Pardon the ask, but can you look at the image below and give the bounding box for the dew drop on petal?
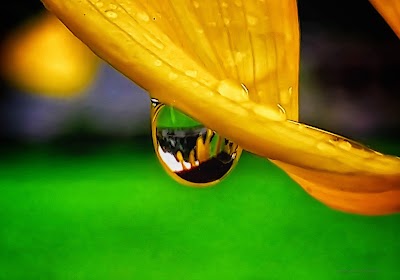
[338,140,352,151]
[154,60,162,67]
[280,86,293,105]
[185,70,198,78]
[253,104,287,122]
[151,100,242,187]
[137,11,150,22]
[95,1,104,8]
[168,72,179,80]
[105,10,118,19]
[223,18,231,26]
[246,15,258,26]
[317,141,337,155]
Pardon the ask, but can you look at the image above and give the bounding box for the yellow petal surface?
[370,0,400,38]
[1,12,100,97]
[41,0,400,215]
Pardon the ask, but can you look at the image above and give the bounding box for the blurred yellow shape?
[370,0,400,38]
[1,12,100,97]
[41,0,400,215]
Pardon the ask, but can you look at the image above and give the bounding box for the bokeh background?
[0,1,399,280]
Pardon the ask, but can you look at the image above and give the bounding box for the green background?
[156,106,201,128]
[0,138,399,279]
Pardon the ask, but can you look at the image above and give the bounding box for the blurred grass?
[0,137,399,279]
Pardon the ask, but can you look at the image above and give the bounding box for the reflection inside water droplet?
[151,99,242,187]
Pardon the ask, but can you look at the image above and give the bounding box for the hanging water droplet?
[151,99,242,187]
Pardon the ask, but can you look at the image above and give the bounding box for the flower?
[40,0,400,215]
[1,12,99,97]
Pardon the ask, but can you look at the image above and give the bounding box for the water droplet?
[317,141,337,155]
[108,3,117,9]
[217,80,249,102]
[252,104,286,121]
[185,70,198,78]
[221,2,229,8]
[247,15,258,26]
[297,123,306,131]
[281,86,293,104]
[246,15,258,26]
[241,83,249,93]
[151,101,242,187]
[235,52,245,63]
[154,60,162,67]
[328,137,354,152]
[338,140,352,151]
[223,18,231,26]
[137,11,150,22]
[192,1,200,8]
[105,10,118,19]
[338,137,383,158]
[95,1,104,8]
[168,72,179,80]
[277,104,286,115]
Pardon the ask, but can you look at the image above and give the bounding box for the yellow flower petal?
[41,0,400,215]
[1,12,100,97]
[41,0,299,116]
[370,0,400,38]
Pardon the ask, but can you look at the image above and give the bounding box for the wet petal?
[41,0,400,215]
[41,0,298,117]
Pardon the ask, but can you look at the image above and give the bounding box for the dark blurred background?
[0,0,398,144]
